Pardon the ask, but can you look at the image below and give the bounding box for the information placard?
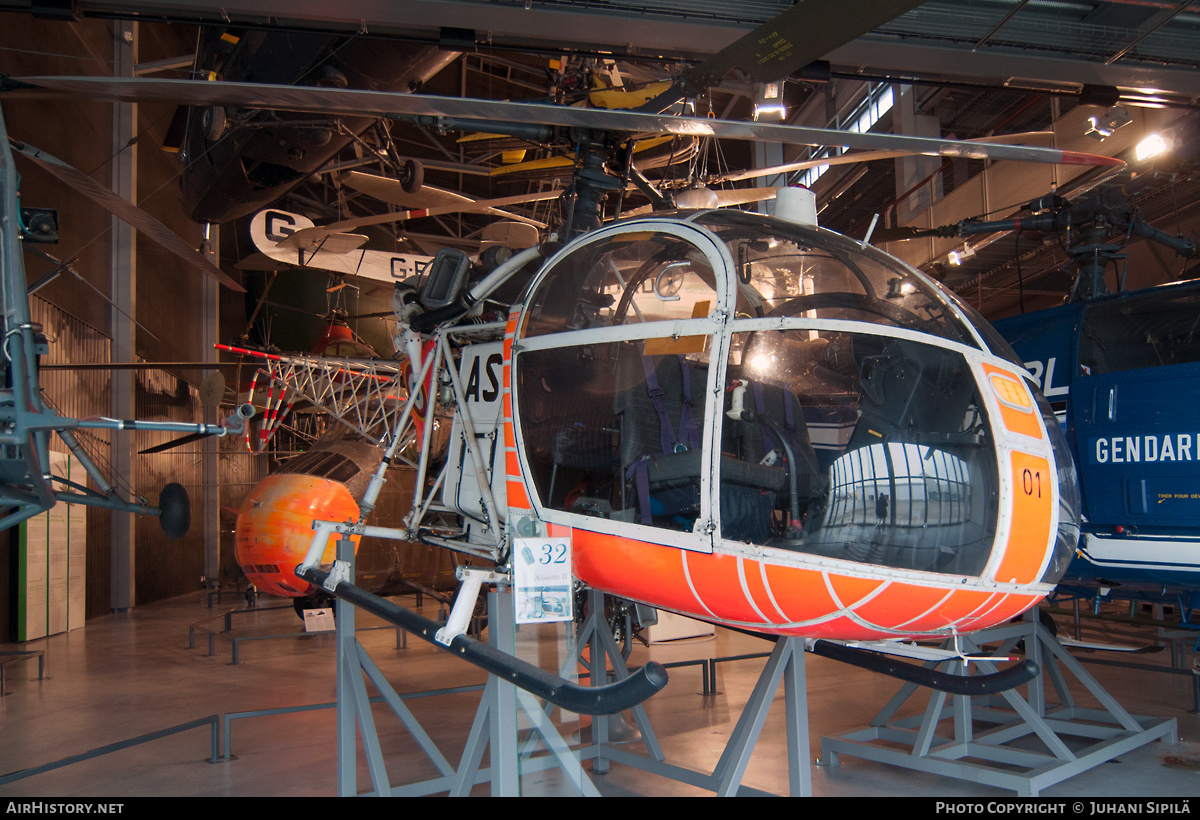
[513,537,573,624]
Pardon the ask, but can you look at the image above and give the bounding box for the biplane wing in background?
[248,208,430,284]
[246,202,551,284]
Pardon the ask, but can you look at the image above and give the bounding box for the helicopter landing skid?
[818,610,1178,797]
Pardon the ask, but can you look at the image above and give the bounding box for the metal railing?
[0,716,220,786]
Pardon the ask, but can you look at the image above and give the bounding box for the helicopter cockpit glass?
[690,210,979,348]
[512,214,1058,580]
[522,232,719,336]
[516,228,722,541]
[722,328,1000,575]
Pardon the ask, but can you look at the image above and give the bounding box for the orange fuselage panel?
[235,473,361,597]
[567,527,1039,640]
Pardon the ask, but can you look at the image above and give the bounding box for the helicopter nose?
[235,473,361,598]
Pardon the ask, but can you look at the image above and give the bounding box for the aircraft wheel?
[201,106,226,142]
[401,159,424,194]
[158,482,191,540]
[245,585,258,607]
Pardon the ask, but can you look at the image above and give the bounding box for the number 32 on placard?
[539,542,568,564]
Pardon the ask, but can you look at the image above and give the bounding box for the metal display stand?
[325,538,815,796]
[332,536,455,796]
[329,535,603,796]
[528,589,812,796]
[593,622,814,796]
[447,589,601,796]
[819,611,1178,797]
[573,588,665,779]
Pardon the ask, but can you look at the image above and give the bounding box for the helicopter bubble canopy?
[510,210,1078,640]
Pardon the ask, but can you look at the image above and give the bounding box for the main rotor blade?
[623,186,782,217]
[10,76,1124,169]
[711,132,1057,184]
[9,138,244,292]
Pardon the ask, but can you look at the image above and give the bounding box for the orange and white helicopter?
[343,189,1084,637]
[235,180,1090,646]
[7,0,1126,702]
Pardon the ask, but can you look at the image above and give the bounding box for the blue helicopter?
[918,175,1200,618]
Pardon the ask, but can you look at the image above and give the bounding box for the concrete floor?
[2,590,1200,797]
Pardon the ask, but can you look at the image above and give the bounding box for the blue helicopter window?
[1079,288,1200,375]
[691,210,979,347]
[522,232,719,337]
[718,328,999,576]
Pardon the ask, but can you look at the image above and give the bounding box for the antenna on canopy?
[861,214,880,247]
[773,186,817,227]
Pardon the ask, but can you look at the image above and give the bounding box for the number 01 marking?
[1000,452,1053,585]
[1022,468,1042,498]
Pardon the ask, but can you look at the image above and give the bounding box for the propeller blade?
[340,174,548,227]
[280,191,562,249]
[141,402,262,454]
[343,310,397,320]
[276,231,369,255]
[340,175,477,208]
[10,77,1124,170]
[139,430,214,455]
[9,138,245,292]
[870,226,943,242]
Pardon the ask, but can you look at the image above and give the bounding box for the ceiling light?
[753,82,786,121]
[948,245,976,267]
[1135,133,1169,162]
[1085,105,1132,141]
